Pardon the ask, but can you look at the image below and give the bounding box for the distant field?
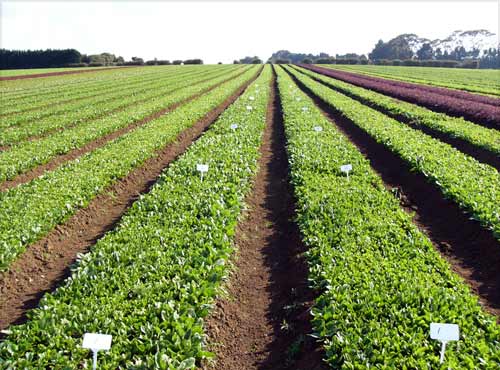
[0,66,118,77]
[325,64,500,96]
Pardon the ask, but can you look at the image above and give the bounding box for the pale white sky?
[1,1,498,63]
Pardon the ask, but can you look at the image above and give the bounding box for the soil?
[0,66,135,81]
[0,67,263,332]
[286,68,500,320]
[292,66,500,172]
[0,69,250,192]
[201,69,328,370]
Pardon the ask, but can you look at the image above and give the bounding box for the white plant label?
[197,164,209,181]
[246,105,253,111]
[249,96,255,101]
[82,333,112,370]
[197,164,209,173]
[83,333,112,351]
[430,323,459,364]
[340,164,352,178]
[230,124,238,130]
[314,126,323,132]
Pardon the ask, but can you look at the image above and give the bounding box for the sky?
[1,1,498,64]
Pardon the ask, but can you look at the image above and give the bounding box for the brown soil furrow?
[291,66,500,172]
[0,70,250,192]
[202,69,327,370]
[0,66,135,81]
[4,68,245,145]
[286,68,500,320]
[0,68,263,332]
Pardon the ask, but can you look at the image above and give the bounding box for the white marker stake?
[82,333,112,370]
[314,126,323,132]
[340,164,352,179]
[246,105,253,111]
[230,124,238,130]
[430,323,459,364]
[196,164,209,181]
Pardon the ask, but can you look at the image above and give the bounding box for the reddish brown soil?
[286,69,500,320]
[0,68,263,332]
[202,70,328,370]
[0,66,135,81]
[0,69,250,192]
[291,66,500,172]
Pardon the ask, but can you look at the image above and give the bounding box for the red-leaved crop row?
[301,64,500,128]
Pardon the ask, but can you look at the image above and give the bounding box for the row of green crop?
[0,66,232,131]
[0,66,250,183]
[275,66,500,368]
[0,67,246,146]
[0,66,260,271]
[0,66,272,369]
[328,64,500,97]
[0,66,213,116]
[293,66,500,156]
[0,65,159,97]
[0,66,191,112]
[285,66,500,240]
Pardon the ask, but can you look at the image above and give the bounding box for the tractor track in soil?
[286,68,500,321]
[0,67,263,332]
[202,68,328,370]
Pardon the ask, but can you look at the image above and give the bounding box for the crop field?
[0,64,499,369]
[325,64,500,97]
[0,66,123,79]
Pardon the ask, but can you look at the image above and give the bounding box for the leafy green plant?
[285,65,500,240]
[0,66,260,271]
[275,65,500,368]
[0,66,272,368]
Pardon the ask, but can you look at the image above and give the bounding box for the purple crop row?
[323,66,499,107]
[301,64,500,128]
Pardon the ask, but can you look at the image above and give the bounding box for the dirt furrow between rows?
[0,70,249,192]
[0,68,262,332]
[286,69,500,320]
[291,67,500,172]
[202,69,327,370]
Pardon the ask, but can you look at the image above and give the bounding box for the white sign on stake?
[340,164,352,179]
[82,333,112,370]
[430,323,459,364]
[196,164,209,181]
[230,124,238,130]
[314,126,323,132]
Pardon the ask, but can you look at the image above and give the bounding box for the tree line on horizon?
[0,49,204,70]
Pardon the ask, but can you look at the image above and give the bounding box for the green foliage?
[295,66,500,155]
[0,66,272,368]
[286,66,500,240]
[0,67,248,181]
[327,64,499,96]
[0,66,260,271]
[275,65,500,368]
